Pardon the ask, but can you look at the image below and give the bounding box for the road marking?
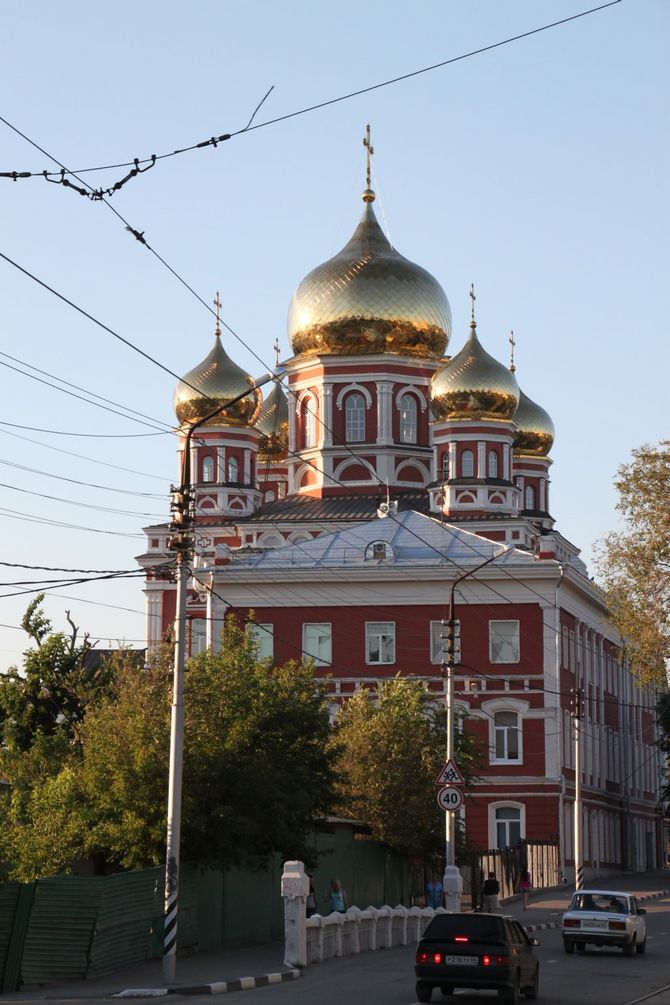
[623,985,670,1005]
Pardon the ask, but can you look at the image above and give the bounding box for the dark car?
[415,912,540,1003]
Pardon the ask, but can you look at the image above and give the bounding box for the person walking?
[306,877,318,917]
[426,872,444,910]
[481,871,501,913]
[327,878,347,914]
[517,868,532,910]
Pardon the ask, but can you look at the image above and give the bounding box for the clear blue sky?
[0,0,667,670]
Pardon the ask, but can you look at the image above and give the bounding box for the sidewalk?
[5,870,669,1000]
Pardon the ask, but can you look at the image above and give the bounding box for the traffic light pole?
[161,371,274,985]
[572,687,584,890]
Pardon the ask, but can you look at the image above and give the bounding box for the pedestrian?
[327,878,347,914]
[306,876,318,917]
[517,868,532,910]
[481,871,501,913]
[426,872,444,910]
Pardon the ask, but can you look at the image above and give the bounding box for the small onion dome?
[173,332,262,428]
[432,324,520,421]
[287,192,451,359]
[256,380,289,459]
[513,388,555,456]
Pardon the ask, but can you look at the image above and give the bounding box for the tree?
[0,595,108,751]
[332,676,482,861]
[596,441,670,686]
[1,620,338,879]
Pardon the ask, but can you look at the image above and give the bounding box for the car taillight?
[454,936,469,943]
[482,955,512,967]
[563,919,579,928]
[416,951,442,964]
[609,921,626,931]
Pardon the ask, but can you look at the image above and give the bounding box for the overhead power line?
[0,2,622,193]
[0,421,168,438]
[0,456,165,498]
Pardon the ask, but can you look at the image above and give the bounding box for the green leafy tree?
[0,595,109,751]
[596,441,670,686]
[2,622,338,878]
[333,676,482,861]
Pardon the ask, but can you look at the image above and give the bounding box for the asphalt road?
[4,896,669,1005]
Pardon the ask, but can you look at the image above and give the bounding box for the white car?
[562,890,647,956]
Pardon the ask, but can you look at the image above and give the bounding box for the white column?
[448,441,457,473]
[503,444,510,481]
[477,441,486,478]
[217,446,225,483]
[377,382,393,445]
[190,445,198,484]
[206,579,226,653]
[243,448,251,484]
[540,477,547,511]
[146,591,163,655]
[323,384,333,446]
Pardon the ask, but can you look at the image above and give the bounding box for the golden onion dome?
[287,191,451,358]
[173,329,262,428]
[513,388,555,456]
[432,322,520,421]
[256,380,289,460]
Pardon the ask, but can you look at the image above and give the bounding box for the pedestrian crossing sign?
[434,758,464,786]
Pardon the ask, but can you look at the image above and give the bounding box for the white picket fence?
[305,905,447,964]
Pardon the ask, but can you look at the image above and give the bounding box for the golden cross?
[213,291,222,330]
[469,283,476,324]
[363,124,374,189]
[509,330,516,372]
[274,337,280,368]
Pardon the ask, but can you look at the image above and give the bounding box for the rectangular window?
[246,622,274,661]
[303,623,332,666]
[430,620,461,664]
[366,622,395,664]
[489,620,520,664]
[190,618,207,656]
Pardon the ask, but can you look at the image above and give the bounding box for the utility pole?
[572,686,584,890]
[161,370,274,985]
[441,546,509,911]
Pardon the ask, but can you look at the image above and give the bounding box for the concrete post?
[443,864,463,912]
[281,860,309,967]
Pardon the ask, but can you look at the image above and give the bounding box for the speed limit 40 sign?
[436,785,463,812]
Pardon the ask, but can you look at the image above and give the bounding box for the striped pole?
[162,556,188,984]
[573,688,583,891]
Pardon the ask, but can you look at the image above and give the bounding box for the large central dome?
[287,190,451,359]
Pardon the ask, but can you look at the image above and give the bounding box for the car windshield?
[423,915,506,944]
[569,893,629,914]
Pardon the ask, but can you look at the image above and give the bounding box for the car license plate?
[581,920,606,930]
[443,955,477,965]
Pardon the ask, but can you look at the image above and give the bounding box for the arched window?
[441,452,449,480]
[345,393,365,442]
[264,490,275,503]
[494,710,520,761]
[399,394,417,443]
[227,456,239,483]
[461,450,474,478]
[488,450,498,478]
[202,457,214,483]
[525,485,535,510]
[303,401,316,448]
[495,806,522,848]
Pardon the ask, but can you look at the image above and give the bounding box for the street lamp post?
[161,370,274,985]
[442,546,510,910]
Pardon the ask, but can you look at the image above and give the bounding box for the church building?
[137,141,662,879]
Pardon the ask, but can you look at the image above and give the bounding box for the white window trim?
[393,384,428,411]
[344,392,366,442]
[246,622,274,660]
[489,801,526,850]
[480,697,530,765]
[365,620,396,665]
[335,383,373,410]
[489,619,521,664]
[491,709,523,765]
[302,622,332,667]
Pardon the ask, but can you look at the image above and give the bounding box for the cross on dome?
[213,291,222,333]
[509,330,516,372]
[469,283,476,326]
[362,124,375,203]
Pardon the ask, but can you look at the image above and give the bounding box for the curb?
[111,969,301,999]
